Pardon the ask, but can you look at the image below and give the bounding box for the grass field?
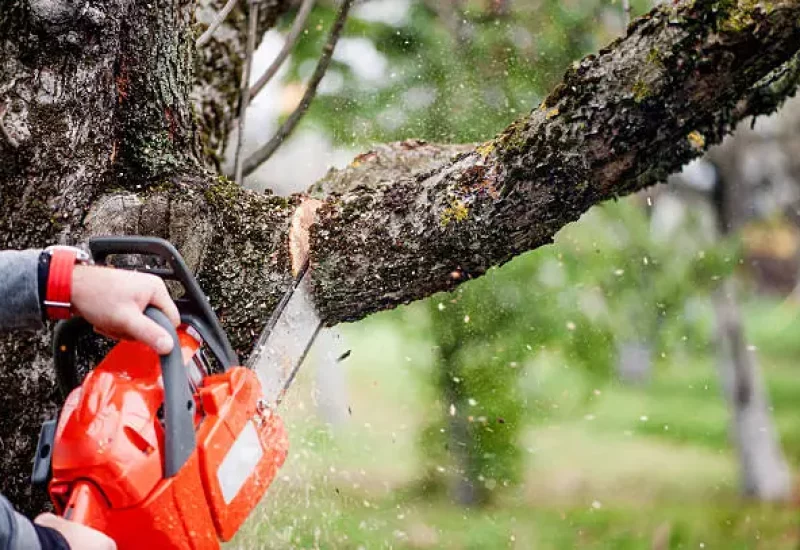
[225,296,800,549]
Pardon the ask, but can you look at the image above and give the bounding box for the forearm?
[0,250,43,331]
[0,495,38,550]
[0,494,68,550]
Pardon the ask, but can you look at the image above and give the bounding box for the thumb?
[120,309,175,355]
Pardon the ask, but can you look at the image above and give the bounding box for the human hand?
[70,265,181,354]
[34,513,117,550]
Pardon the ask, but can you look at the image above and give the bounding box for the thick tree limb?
[307,0,800,323]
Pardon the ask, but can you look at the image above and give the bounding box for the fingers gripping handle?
[144,306,196,478]
[54,309,195,539]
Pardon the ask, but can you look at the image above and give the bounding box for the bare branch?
[242,0,353,176]
[196,0,240,47]
[249,0,317,101]
[234,1,261,184]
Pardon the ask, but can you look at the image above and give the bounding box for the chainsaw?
[30,236,323,549]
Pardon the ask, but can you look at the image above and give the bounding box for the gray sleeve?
[0,495,42,550]
[0,249,44,332]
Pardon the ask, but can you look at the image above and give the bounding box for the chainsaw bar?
[246,261,322,406]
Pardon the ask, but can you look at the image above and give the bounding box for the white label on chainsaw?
[217,421,263,505]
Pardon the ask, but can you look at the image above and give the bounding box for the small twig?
[249,0,317,101]
[242,0,353,177]
[233,0,261,184]
[622,0,631,28]
[0,101,19,149]
[196,0,240,47]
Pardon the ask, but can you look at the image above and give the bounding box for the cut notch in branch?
[241,0,354,177]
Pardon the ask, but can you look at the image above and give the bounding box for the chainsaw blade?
[246,262,322,406]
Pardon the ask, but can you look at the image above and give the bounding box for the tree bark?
[1,0,800,513]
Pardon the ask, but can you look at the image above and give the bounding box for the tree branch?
[249,0,317,101]
[90,0,800,334]
[233,1,261,184]
[241,0,354,176]
[193,0,293,168]
[306,0,800,323]
[196,0,240,47]
[622,0,631,27]
[736,50,800,123]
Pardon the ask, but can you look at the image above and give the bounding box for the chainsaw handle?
[52,317,92,398]
[145,306,196,478]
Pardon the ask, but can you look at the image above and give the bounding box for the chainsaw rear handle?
[89,236,238,368]
[52,316,92,397]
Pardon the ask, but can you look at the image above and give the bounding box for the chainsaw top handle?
[144,306,197,477]
[89,236,238,368]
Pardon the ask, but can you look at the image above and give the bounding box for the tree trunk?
[616,339,653,384]
[707,149,792,501]
[712,278,791,501]
[670,152,792,501]
[2,0,800,514]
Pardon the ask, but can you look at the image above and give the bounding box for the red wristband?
[45,248,79,320]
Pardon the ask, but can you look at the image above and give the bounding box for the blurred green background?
[232,0,800,548]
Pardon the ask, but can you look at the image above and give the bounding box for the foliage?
[285,0,625,145]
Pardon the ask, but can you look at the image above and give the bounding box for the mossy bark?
[0,0,799,515]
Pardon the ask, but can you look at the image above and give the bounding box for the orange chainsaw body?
[47,329,289,549]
